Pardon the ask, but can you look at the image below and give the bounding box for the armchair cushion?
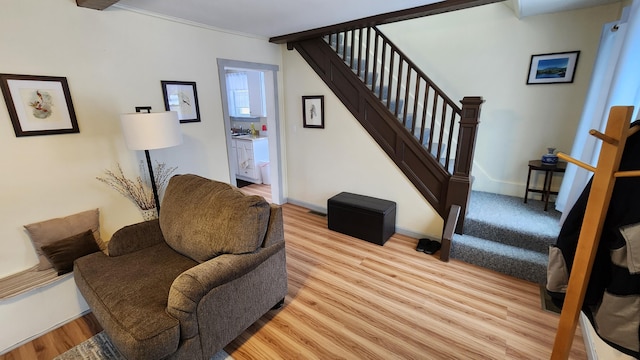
[74,242,197,360]
[160,174,270,262]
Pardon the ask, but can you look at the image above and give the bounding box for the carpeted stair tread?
[449,191,561,284]
[464,191,561,253]
[451,234,548,284]
[466,191,561,237]
[463,218,556,254]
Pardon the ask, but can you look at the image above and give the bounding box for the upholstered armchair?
[74,174,288,360]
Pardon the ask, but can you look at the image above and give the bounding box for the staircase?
[288,27,483,247]
[451,191,560,283]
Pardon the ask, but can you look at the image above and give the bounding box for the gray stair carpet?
[451,191,562,284]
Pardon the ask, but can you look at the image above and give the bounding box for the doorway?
[217,59,284,204]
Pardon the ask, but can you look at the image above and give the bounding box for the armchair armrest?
[167,241,285,338]
[262,205,284,248]
[107,219,165,257]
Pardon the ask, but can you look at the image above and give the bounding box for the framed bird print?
[0,73,79,137]
[161,80,201,123]
[302,95,324,129]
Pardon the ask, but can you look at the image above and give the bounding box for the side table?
[524,160,567,211]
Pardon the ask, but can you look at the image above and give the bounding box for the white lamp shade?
[120,111,183,150]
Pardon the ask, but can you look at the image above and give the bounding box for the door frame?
[217,59,284,204]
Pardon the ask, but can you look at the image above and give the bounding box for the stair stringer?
[291,38,450,216]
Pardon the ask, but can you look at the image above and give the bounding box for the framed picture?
[526,51,580,85]
[302,95,324,129]
[0,74,79,137]
[161,80,200,123]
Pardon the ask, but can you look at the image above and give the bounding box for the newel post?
[445,96,483,234]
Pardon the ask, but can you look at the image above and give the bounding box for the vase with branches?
[97,161,177,220]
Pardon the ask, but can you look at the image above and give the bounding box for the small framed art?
[302,95,324,129]
[0,73,79,137]
[161,80,201,123]
[526,51,580,85]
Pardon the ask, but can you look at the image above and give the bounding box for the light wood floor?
[1,183,586,359]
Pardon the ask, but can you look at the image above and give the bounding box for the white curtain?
[556,0,640,218]
[225,72,247,90]
[225,72,249,117]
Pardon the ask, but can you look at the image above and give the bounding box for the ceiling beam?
[76,0,120,11]
[269,0,505,44]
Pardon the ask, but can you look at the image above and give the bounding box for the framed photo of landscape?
[526,51,580,85]
[0,73,79,137]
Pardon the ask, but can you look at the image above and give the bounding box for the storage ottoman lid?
[328,192,396,213]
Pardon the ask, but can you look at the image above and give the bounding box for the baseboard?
[285,198,437,242]
[0,309,92,355]
[285,198,326,215]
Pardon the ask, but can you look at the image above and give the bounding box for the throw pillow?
[24,208,104,271]
[40,230,100,275]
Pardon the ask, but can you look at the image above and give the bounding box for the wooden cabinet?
[234,137,268,184]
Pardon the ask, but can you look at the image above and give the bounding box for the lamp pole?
[135,106,162,215]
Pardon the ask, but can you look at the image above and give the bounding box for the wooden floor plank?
[0,184,587,359]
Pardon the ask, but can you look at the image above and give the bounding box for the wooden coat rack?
[551,106,637,359]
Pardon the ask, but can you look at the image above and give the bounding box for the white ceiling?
[113,0,622,39]
[507,0,621,18]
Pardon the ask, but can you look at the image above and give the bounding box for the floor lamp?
[120,107,182,215]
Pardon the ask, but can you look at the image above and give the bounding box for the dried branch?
[97,162,177,210]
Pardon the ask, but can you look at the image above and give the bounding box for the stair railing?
[324,26,483,237]
[324,27,469,173]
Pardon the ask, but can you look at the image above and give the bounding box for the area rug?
[54,331,234,360]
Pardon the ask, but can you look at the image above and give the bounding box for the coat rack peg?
[557,152,597,173]
[628,125,640,137]
[614,170,640,178]
[589,129,619,145]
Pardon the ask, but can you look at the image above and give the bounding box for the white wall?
[0,0,283,352]
[380,2,622,196]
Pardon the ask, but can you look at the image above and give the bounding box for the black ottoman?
[327,192,396,245]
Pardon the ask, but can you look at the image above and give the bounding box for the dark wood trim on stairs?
[441,204,461,262]
[270,0,505,44]
[447,97,484,234]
